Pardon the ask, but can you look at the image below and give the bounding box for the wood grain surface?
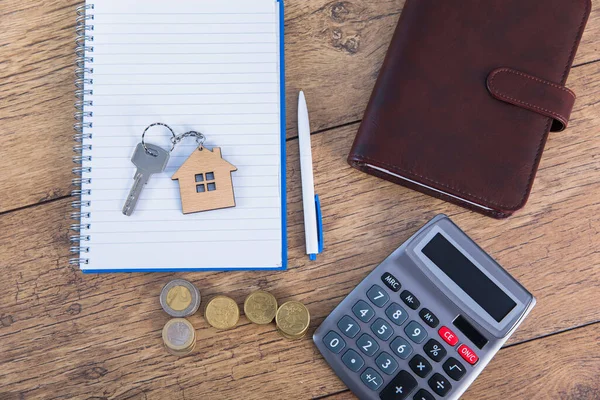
[0,0,599,399]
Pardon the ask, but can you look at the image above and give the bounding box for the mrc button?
[381,272,401,292]
[438,326,459,346]
[457,344,479,365]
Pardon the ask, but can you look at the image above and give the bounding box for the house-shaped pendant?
[171,146,237,214]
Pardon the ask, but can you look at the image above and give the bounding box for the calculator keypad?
[318,271,477,400]
[404,321,427,343]
[338,315,361,338]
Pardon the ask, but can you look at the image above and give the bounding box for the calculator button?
[371,318,394,341]
[352,300,375,323]
[408,354,432,378]
[357,333,380,356]
[381,272,401,292]
[337,315,361,338]
[404,321,427,343]
[380,370,418,400]
[360,368,384,391]
[400,290,420,310]
[428,373,452,397]
[423,339,447,362]
[413,389,435,400]
[457,344,479,365]
[419,308,439,328]
[385,303,409,326]
[390,337,413,359]
[443,357,466,381]
[438,326,459,346]
[367,285,390,307]
[323,331,346,354]
[375,352,399,375]
[341,349,365,372]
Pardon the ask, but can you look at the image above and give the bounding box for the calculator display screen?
[422,233,516,322]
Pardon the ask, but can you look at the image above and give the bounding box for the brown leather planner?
[348,0,591,218]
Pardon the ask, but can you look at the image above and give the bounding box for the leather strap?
[486,67,576,132]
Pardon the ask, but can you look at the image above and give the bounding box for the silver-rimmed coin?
[160,279,201,317]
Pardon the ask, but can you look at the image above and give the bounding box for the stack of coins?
[244,290,278,325]
[160,279,201,317]
[162,318,196,356]
[204,295,240,330]
[275,300,311,340]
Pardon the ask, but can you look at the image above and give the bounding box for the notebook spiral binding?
[70,3,95,266]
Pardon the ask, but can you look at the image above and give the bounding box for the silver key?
[122,143,170,216]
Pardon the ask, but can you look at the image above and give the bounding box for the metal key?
[122,143,170,216]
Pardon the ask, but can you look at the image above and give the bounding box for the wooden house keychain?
[122,123,237,216]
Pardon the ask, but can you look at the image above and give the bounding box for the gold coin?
[275,301,310,337]
[204,296,240,330]
[244,290,278,325]
[162,318,196,356]
[277,326,308,340]
[166,285,192,311]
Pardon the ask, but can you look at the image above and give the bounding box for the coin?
[162,318,196,356]
[204,295,240,330]
[276,326,309,340]
[244,290,278,325]
[160,279,201,317]
[275,301,310,339]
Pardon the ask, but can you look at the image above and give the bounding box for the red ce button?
[458,344,479,365]
[438,326,459,346]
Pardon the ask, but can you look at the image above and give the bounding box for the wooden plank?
[320,323,600,400]
[0,0,599,212]
[1,64,599,397]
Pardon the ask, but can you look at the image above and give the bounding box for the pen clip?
[309,194,324,261]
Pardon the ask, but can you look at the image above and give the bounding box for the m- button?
[381,272,401,292]
[438,326,459,347]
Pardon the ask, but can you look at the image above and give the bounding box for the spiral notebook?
[72,0,286,272]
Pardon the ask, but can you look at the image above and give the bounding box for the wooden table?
[1,1,599,399]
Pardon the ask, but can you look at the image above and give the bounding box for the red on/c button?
[458,344,479,365]
[438,326,459,346]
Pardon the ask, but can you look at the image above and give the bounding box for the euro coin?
[276,325,308,340]
[162,318,196,356]
[244,290,278,325]
[204,295,240,330]
[160,279,201,317]
[275,301,310,339]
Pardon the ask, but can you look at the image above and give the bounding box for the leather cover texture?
[348,0,591,218]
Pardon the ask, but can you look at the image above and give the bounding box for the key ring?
[142,122,176,155]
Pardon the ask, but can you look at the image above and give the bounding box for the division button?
[428,373,452,397]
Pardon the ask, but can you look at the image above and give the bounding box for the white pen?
[298,91,323,261]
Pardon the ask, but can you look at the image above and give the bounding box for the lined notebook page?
[80,0,284,271]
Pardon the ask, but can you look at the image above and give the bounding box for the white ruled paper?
[79,0,284,271]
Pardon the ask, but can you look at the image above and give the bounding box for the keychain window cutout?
[172,147,237,214]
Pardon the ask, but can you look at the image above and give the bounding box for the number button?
[367,285,390,307]
[341,349,365,372]
[380,370,418,400]
[352,300,375,323]
[390,336,413,359]
[428,373,452,397]
[385,303,409,326]
[322,331,346,354]
[413,389,435,400]
[371,318,394,341]
[360,368,384,391]
[356,333,380,356]
[375,352,399,375]
[442,357,466,381]
[400,290,420,310]
[419,308,439,328]
[408,354,432,378]
[337,315,360,338]
[404,321,428,343]
[424,339,447,362]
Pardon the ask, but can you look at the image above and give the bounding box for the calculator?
[313,215,535,400]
